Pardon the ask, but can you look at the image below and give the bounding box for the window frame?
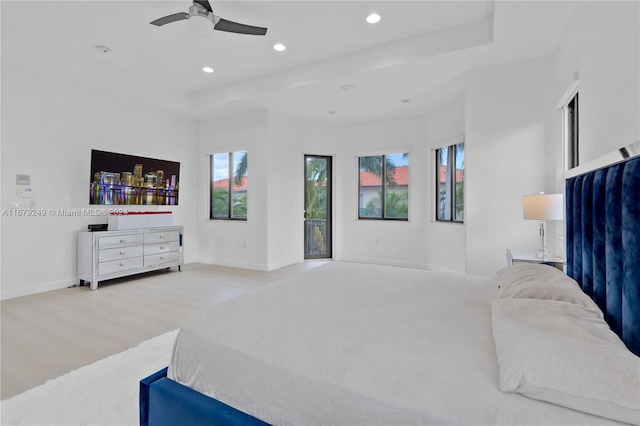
[564,92,579,169]
[210,150,247,221]
[435,142,464,224]
[557,80,580,171]
[357,153,409,221]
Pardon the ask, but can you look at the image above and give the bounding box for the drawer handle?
[159,235,165,239]
[119,239,126,243]
[119,262,126,267]
[159,246,165,250]
[119,250,125,255]
[159,256,165,260]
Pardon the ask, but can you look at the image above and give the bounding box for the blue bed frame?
[140,156,640,426]
[565,155,640,356]
[139,367,268,426]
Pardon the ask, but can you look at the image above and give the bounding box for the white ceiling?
[1,1,576,124]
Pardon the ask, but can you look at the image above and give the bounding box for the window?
[435,143,464,222]
[211,150,247,220]
[558,79,579,170]
[358,153,409,220]
[563,92,579,169]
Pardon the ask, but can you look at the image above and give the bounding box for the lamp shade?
[523,193,564,220]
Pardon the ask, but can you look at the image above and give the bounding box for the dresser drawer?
[98,233,143,250]
[98,257,144,275]
[144,230,179,244]
[144,241,180,256]
[144,252,180,267]
[98,245,144,262]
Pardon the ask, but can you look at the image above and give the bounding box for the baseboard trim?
[1,279,73,301]
[1,260,198,300]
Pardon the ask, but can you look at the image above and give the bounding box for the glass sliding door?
[304,155,332,259]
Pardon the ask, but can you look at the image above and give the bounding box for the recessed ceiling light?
[273,43,286,52]
[95,45,110,54]
[366,13,381,24]
[202,67,214,73]
[328,111,336,115]
[401,99,410,103]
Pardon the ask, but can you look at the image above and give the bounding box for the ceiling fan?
[150,0,267,36]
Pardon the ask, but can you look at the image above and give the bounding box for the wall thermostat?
[17,187,35,198]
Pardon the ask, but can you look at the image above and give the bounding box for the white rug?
[1,329,179,426]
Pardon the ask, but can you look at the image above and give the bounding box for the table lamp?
[523,192,564,259]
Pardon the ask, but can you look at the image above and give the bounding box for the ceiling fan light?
[188,14,214,37]
[273,43,286,52]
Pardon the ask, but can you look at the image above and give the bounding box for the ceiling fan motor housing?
[189,4,210,17]
[188,4,216,35]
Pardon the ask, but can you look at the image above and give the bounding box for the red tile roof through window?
[212,177,247,191]
[438,165,464,184]
[212,165,463,189]
[359,165,409,187]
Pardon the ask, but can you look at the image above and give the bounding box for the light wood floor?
[1,261,328,400]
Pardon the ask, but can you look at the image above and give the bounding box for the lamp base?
[537,220,548,260]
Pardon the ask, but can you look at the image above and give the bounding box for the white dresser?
[77,226,183,290]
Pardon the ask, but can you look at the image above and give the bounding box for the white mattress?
[168,261,626,425]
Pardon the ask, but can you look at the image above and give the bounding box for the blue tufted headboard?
[566,155,640,356]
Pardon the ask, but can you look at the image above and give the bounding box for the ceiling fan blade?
[193,0,213,13]
[214,18,267,36]
[150,12,188,26]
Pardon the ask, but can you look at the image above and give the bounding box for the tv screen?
[90,150,180,205]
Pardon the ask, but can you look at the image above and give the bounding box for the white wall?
[1,65,197,299]
[465,57,555,276]
[265,112,342,269]
[547,1,640,256]
[195,111,471,273]
[335,116,430,269]
[195,110,270,270]
[265,113,302,270]
[265,102,464,274]
[554,1,640,165]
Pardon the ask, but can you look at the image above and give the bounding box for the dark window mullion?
[381,155,387,219]
[358,157,364,219]
[210,156,214,220]
[450,146,455,221]
[574,93,579,167]
[228,153,234,219]
[435,149,440,220]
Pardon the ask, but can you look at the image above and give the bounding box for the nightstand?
[506,249,566,271]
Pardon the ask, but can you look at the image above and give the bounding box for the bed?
[140,155,640,426]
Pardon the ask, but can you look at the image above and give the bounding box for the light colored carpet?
[1,329,178,426]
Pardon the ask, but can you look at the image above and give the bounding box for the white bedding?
[492,298,639,425]
[168,261,628,425]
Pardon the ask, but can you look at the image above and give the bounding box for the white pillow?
[491,298,640,425]
[496,264,603,317]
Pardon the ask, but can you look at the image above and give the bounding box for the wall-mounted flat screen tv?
[90,150,180,205]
